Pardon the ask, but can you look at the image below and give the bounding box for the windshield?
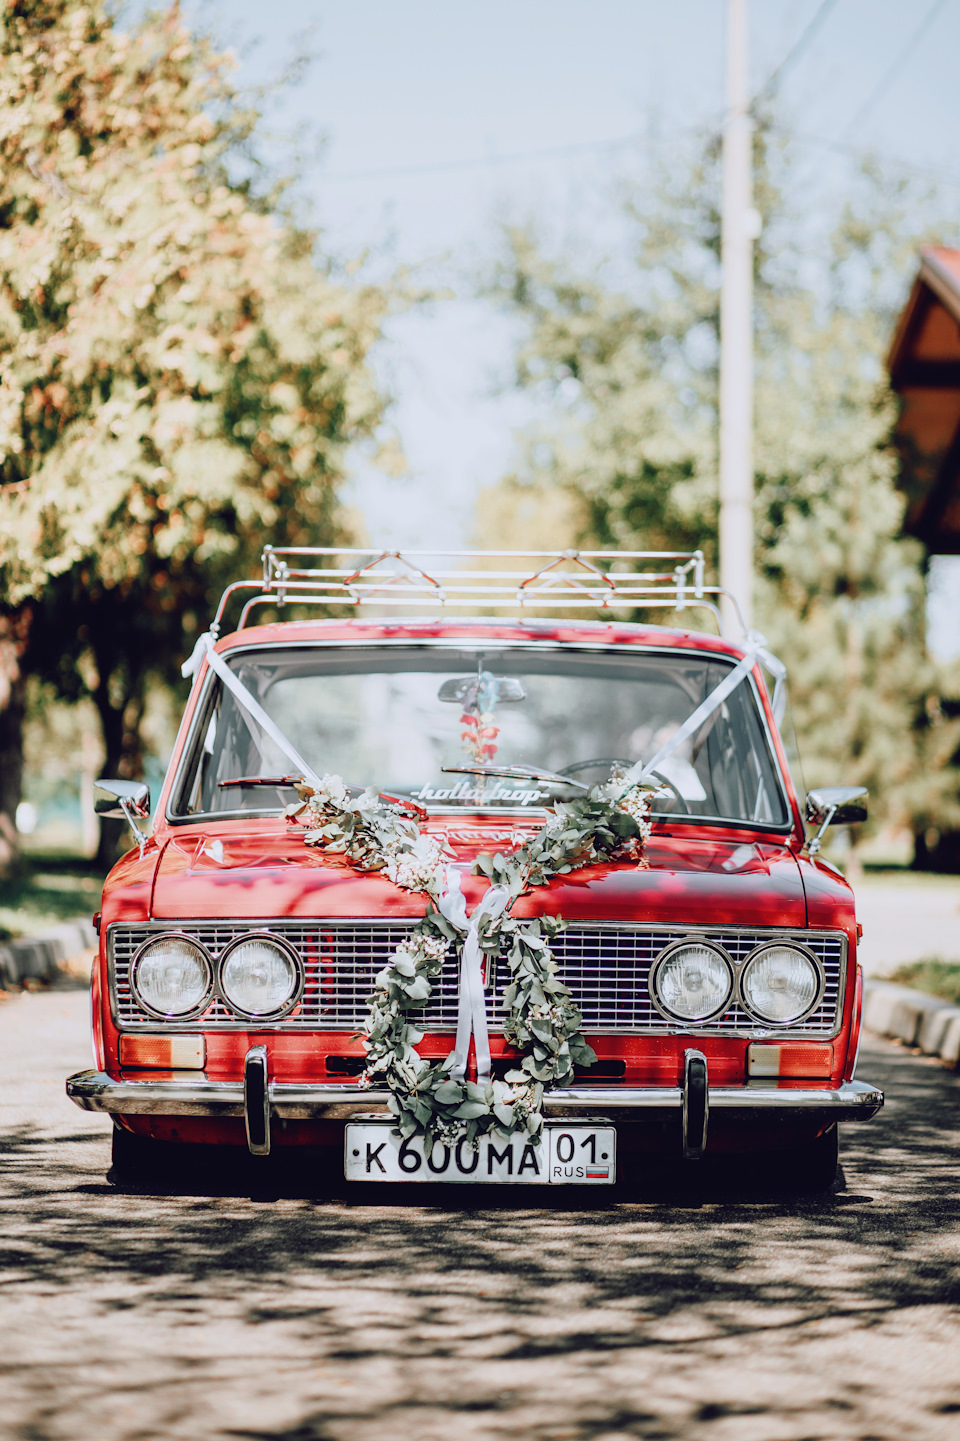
[171,644,789,826]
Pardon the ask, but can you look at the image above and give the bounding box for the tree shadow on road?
[1,1039,958,1441]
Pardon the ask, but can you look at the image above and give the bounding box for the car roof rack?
[208,546,747,638]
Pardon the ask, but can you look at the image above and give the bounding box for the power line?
[780,125,960,189]
[318,2,958,190]
[320,132,652,183]
[844,0,951,136]
[317,120,960,195]
[755,0,840,103]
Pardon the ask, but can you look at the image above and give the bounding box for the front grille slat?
[110,922,845,1036]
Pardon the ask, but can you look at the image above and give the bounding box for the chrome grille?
[109,921,845,1036]
[550,927,843,1033]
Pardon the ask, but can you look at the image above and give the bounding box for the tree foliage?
[484,137,960,854]
[0,0,393,866]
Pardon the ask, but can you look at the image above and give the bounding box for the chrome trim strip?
[66,1071,884,1123]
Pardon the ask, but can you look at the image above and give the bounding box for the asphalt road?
[1,986,959,1441]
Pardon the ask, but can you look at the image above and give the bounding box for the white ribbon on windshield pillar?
[181,631,323,789]
[436,866,511,1083]
[618,636,784,796]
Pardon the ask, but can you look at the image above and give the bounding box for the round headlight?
[132,935,212,1018]
[219,934,301,1018]
[740,944,821,1024]
[652,941,733,1023]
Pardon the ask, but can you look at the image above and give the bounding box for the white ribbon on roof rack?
[436,866,511,1084]
[182,631,324,789]
[619,635,786,794]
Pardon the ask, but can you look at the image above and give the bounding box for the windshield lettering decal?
[411,781,545,806]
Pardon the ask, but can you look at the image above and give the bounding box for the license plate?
[344,1122,616,1184]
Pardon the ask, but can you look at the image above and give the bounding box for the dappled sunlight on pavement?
[1,992,959,1441]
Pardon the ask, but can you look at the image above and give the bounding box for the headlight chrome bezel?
[738,941,824,1026]
[649,938,736,1025]
[130,932,214,1020]
[217,931,304,1020]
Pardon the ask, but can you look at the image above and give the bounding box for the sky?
[150,0,960,654]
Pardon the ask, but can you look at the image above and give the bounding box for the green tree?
[484,137,960,858]
[0,0,393,869]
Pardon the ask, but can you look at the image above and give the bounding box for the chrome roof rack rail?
[207,547,748,638]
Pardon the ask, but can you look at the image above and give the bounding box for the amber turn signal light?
[118,1034,205,1069]
[747,1042,834,1078]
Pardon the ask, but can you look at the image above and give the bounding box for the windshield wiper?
[217,774,426,820]
[219,775,303,788]
[441,763,588,791]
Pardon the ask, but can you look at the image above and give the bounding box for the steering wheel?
[645,768,689,814]
[561,758,690,814]
[560,758,634,778]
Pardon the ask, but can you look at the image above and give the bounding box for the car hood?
[148,823,807,928]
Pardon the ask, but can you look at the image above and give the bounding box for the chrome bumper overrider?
[66,1070,884,1125]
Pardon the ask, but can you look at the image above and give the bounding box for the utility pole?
[719,0,756,634]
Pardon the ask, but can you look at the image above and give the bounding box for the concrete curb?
[0,917,97,989]
[864,978,960,1069]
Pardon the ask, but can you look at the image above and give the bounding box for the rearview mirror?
[804,785,867,857]
[94,779,151,820]
[437,676,527,703]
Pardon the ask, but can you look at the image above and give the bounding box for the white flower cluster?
[408,934,449,962]
[315,773,348,808]
[434,1117,466,1145]
[530,1001,566,1027]
[617,784,653,842]
[383,835,448,894]
[598,766,653,844]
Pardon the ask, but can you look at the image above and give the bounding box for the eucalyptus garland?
[287,770,656,1149]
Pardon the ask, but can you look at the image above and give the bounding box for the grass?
[0,857,105,942]
[888,959,960,1007]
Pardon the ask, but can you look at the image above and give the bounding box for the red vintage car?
[67,548,882,1190]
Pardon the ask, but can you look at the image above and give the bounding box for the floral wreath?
[287,770,655,1150]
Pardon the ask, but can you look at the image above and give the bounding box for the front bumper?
[67,1070,884,1126]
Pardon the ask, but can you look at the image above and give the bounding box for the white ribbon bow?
[436,865,511,1082]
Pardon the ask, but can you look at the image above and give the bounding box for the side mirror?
[94,779,151,820]
[804,785,867,856]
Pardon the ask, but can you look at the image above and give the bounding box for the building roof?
[888,247,960,553]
